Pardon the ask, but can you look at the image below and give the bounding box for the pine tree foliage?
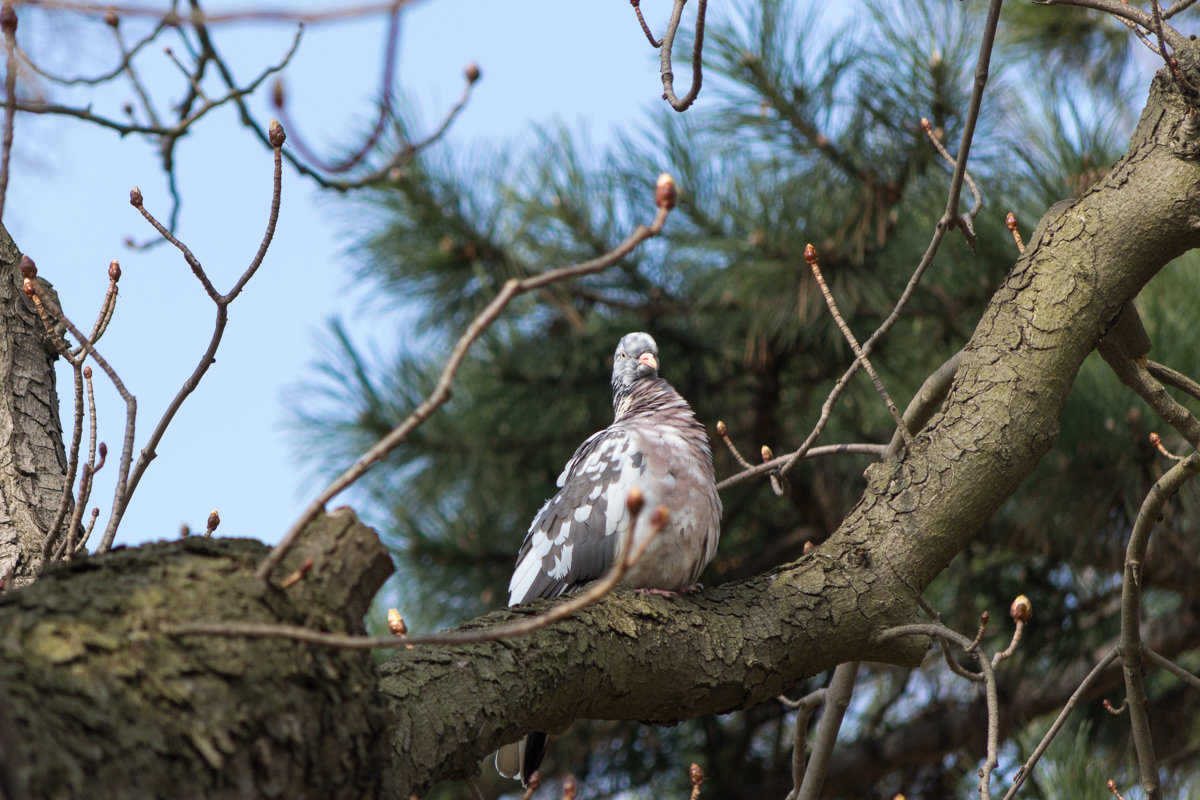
[291,0,1200,796]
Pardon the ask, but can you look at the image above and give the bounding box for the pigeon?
[495,331,722,785]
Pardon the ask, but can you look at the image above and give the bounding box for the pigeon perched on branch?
[495,331,722,785]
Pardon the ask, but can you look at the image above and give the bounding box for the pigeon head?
[612,332,660,397]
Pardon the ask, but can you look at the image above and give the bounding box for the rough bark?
[0,222,70,589]
[0,47,1198,800]
[0,508,394,800]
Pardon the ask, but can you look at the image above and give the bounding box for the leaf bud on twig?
[1010,594,1032,623]
[268,118,286,148]
[109,260,121,282]
[655,173,677,210]
[21,277,33,296]
[626,486,644,516]
[716,420,726,436]
[761,445,774,462]
[129,186,143,207]
[804,243,819,265]
[18,254,35,279]
[205,509,220,537]
[386,608,408,636]
[104,8,119,28]
[464,61,481,84]
[83,365,92,379]
[649,506,670,530]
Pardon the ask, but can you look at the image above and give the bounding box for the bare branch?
[97,126,286,553]
[1146,359,1200,404]
[257,178,677,581]
[659,0,706,112]
[0,2,17,222]
[172,493,671,648]
[939,0,1003,247]
[629,0,662,47]
[715,443,887,492]
[12,1,419,25]
[805,243,914,451]
[1119,452,1200,800]
[272,5,401,175]
[794,662,858,800]
[1036,0,1189,52]
[1144,648,1200,692]
[877,621,1001,799]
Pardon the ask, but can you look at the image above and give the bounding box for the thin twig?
[1120,453,1200,800]
[922,117,982,223]
[1144,648,1200,692]
[659,0,706,112]
[16,17,169,87]
[273,1,402,174]
[805,244,914,451]
[25,281,138,560]
[257,179,677,581]
[1000,646,1115,798]
[795,663,858,800]
[172,492,668,648]
[1146,360,1200,405]
[114,23,161,129]
[0,3,18,222]
[939,0,1003,247]
[1149,0,1199,98]
[781,687,827,800]
[16,0,420,25]
[42,360,84,561]
[716,443,886,491]
[877,622,1001,799]
[715,420,754,470]
[774,3,1005,482]
[1036,0,1188,52]
[97,126,286,554]
[1164,0,1200,20]
[629,0,662,47]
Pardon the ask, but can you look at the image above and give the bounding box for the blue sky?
[9,1,670,547]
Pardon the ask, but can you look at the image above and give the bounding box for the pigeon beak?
[638,352,658,370]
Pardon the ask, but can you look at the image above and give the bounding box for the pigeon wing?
[507,427,643,605]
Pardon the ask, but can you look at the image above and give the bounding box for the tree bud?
[654,173,677,210]
[1010,594,1032,623]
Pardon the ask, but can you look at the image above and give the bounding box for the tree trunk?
[0,508,395,800]
[0,222,70,589]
